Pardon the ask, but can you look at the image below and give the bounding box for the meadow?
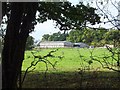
[21,48,120,88]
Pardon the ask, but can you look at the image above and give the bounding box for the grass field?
[21,48,120,88]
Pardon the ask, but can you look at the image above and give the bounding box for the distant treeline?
[41,28,120,47]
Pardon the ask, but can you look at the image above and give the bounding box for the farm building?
[73,42,89,48]
[39,41,73,48]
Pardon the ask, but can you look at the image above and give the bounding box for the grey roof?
[40,41,72,43]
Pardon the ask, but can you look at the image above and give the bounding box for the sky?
[30,20,60,41]
[30,0,119,41]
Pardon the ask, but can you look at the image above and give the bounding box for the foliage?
[41,28,115,47]
[66,29,83,43]
[41,31,68,41]
[37,2,101,30]
[104,30,120,47]
[25,35,34,50]
[66,28,119,47]
[41,34,50,41]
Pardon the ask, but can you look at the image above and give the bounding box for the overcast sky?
[30,0,119,41]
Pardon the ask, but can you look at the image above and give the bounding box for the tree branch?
[21,49,63,85]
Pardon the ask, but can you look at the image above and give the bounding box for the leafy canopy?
[2,2,100,32]
[37,2,101,30]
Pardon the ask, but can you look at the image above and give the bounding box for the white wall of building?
[39,41,73,48]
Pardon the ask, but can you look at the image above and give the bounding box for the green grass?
[22,48,113,72]
[21,48,120,88]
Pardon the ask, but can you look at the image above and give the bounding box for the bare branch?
[96,1,116,28]
[21,49,63,86]
[110,0,119,12]
[89,47,120,73]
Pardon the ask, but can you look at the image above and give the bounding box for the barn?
[39,41,73,48]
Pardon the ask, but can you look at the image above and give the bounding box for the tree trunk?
[2,2,38,89]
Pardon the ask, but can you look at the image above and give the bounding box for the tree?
[2,3,38,89]
[90,28,108,46]
[2,2,100,89]
[67,27,120,47]
[41,34,50,41]
[25,36,34,50]
[67,29,83,43]
[41,31,68,41]
[104,30,120,47]
[49,32,60,41]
